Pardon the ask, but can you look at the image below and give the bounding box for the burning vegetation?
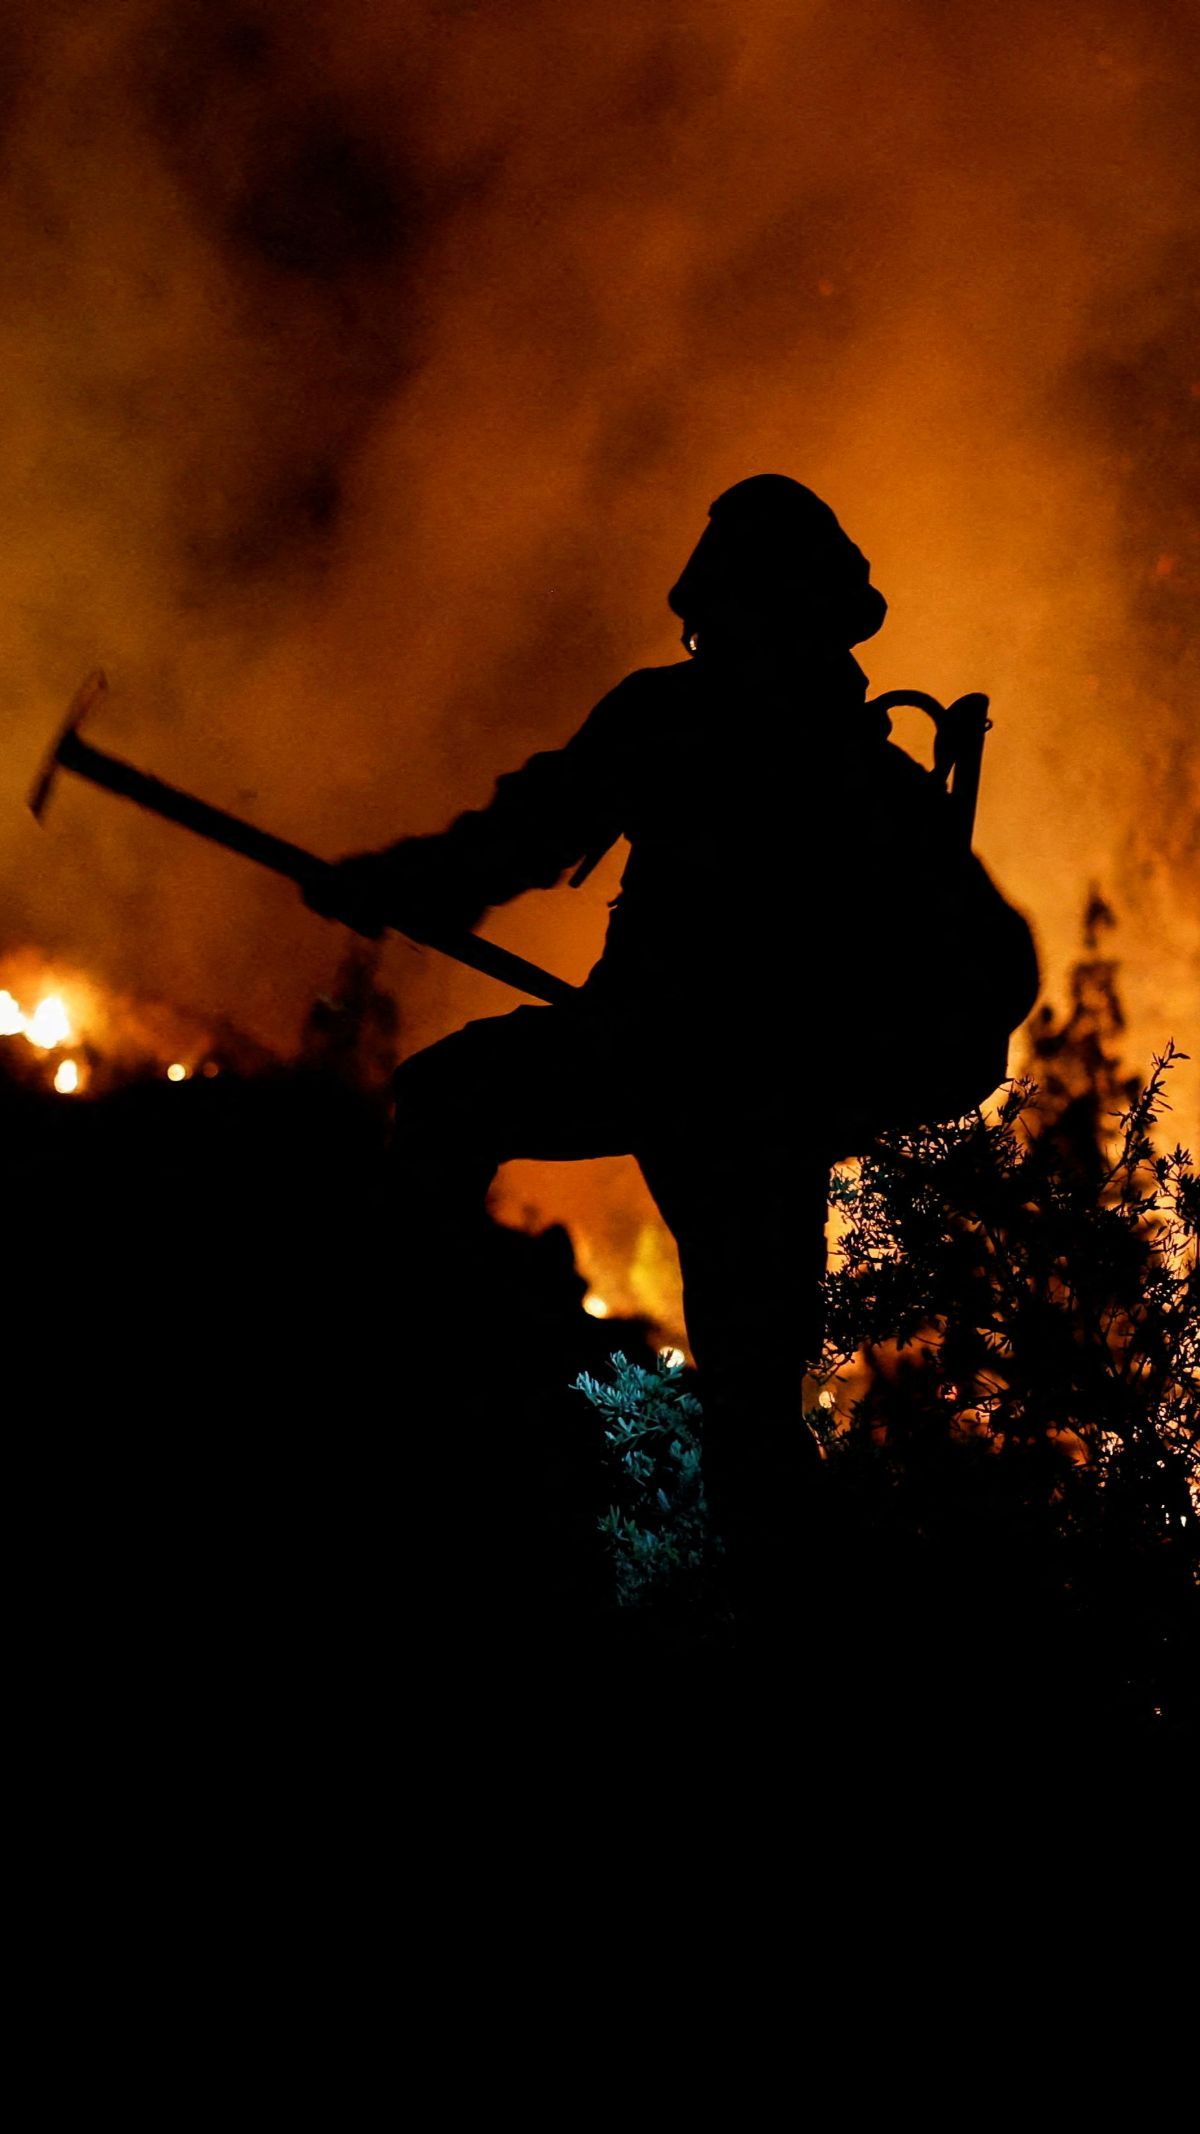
[0,952,272,1099]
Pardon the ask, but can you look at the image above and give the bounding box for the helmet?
[668,473,887,647]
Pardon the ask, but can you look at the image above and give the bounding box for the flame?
[0,987,73,1050]
[0,955,256,1090]
[582,1292,610,1318]
[25,995,72,1049]
[53,1058,80,1094]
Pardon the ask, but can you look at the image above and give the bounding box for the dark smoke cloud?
[1,0,1197,1315]
[132,0,464,598]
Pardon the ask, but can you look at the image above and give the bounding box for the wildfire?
[0,956,255,1093]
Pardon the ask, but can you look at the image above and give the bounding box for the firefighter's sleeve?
[370,675,637,937]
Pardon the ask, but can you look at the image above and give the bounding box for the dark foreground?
[7,1057,1196,1766]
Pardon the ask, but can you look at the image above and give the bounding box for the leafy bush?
[573,1351,719,1607]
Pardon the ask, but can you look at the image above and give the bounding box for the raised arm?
[307,674,640,941]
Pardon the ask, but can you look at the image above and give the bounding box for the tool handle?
[61,728,319,881]
[58,730,578,1007]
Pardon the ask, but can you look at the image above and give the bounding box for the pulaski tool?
[28,671,578,1006]
[29,672,990,1003]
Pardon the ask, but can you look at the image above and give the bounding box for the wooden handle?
[52,731,579,1007]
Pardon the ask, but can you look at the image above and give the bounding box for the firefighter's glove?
[305,838,476,943]
[304,852,391,938]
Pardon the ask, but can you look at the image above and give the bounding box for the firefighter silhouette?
[310,475,1038,1546]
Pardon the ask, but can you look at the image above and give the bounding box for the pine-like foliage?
[813,1031,1198,1732]
[819,1048,1197,1530]
[818,902,1197,1544]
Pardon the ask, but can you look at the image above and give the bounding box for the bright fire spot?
[0,990,23,1036]
[28,995,72,1048]
[54,1058,79,1095]
[166,1062,188,1082]
[582,1292,609,1318]
[818,1389,835,1409]
[659,1346,685,1370]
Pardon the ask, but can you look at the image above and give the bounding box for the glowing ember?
[166,1063,187,1082]
[582,1292,609,1318]
[659,1346,686,1370]
[53,1058,79,1095]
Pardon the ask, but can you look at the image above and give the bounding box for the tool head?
[28,670,108,822]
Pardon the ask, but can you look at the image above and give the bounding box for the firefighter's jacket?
[382,653,1038,1122]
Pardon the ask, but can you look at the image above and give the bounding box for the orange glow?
[0,0,1194,1312]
